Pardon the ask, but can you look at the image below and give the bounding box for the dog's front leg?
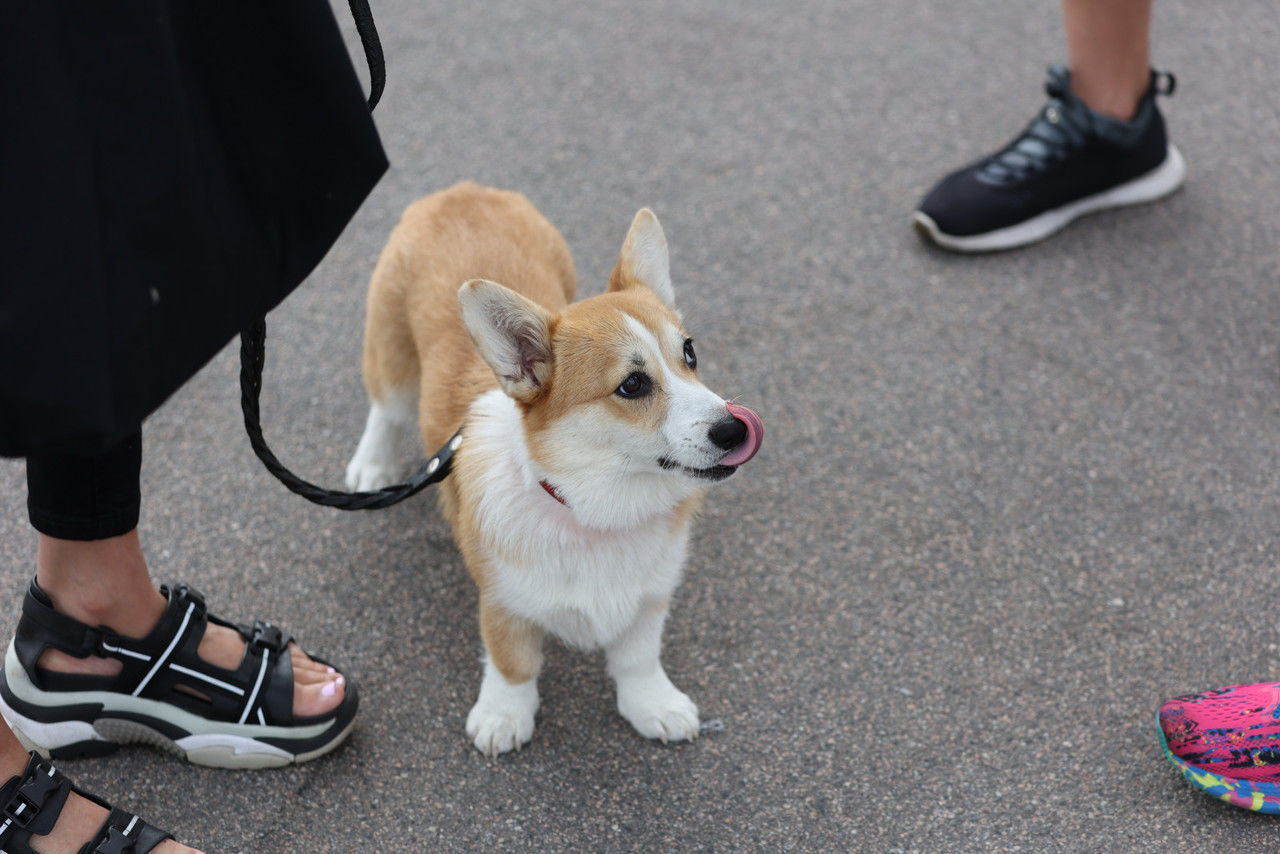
[466,599,544,756]
[605,598,699,744]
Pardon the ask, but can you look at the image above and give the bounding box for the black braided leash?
[237,0,460,511]
[239,318,461,510]
[346,0,385,111]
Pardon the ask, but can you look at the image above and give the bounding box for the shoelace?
[977,65,1090,186]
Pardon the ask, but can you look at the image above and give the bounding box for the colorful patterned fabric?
[1158,682,1280,814]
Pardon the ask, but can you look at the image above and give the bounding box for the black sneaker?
[913,64,1185,252]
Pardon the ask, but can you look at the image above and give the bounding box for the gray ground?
[3,0,1279,851]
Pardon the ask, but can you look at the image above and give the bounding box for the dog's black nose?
[708,416,748,451]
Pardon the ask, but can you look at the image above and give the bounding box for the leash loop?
[239,318,459,510]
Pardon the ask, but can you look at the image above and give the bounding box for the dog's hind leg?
[345,387,419,491]
[346,258,423,491]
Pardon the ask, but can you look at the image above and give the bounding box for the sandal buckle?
[168,583,207,618]
[249,621,286,654]
[3,763,60,829]
[90,627,121,657]
[92,824,137,854]
[4,762,59,828]
[18,765,58,807]
[3,792,36,828]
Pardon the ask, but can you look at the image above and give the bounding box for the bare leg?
[1062,0,1153,120]
[35,530,344,717]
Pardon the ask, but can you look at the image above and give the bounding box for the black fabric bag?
[0,0,388,456]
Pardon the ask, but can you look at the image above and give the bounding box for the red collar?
[539,479,568,506]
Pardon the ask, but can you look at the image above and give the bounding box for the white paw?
[344,458,403,491]
[346,397,417,491]
[617,683,700,744]
[466,663,539,757]
[466,699,535,757]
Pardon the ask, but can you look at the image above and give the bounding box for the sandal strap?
[232,619,295,725]
[127,584,206,698]
[0,753,73,846]
[14,582,118,675]
[17,579,302,727]
[81,807,173,854]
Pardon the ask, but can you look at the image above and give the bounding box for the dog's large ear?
[458,279,555,402]
[608,209,675,306]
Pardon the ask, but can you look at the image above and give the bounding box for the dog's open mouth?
[658,459,738,481]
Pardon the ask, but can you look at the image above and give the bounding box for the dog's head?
[457,209,762,529]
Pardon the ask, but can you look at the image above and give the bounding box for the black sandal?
[0,580,357,769]
[0,751,172,853]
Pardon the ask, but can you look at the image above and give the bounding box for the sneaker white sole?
[0,645,353,769]
[913,143,1186,253]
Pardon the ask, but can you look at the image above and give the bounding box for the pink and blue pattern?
[1158,682,1280,814]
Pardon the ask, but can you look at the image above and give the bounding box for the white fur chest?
[458,391,694,650]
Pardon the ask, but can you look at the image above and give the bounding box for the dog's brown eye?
[616,371,652,399]
[683,339,697,370]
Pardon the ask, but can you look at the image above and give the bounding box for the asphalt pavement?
[2,1,1279,850]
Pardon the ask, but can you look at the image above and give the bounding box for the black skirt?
[0,1,388,456]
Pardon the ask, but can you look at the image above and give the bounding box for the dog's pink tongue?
[720,402,763,467]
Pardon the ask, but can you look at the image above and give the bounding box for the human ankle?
[1070,67,1147,122]
[41,583,166,640]
[36,532,166,638]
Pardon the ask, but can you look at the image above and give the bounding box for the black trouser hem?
[26,430,142,541]
[26,504,141,542]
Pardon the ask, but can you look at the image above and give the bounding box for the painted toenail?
[321,682,337,698]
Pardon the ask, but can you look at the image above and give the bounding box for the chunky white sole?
[0,645,353,769]
[913,144,1186,253]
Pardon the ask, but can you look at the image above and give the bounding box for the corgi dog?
[345,182,762,756]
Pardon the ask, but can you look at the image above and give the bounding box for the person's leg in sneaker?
[913,0,1183,252]
[1064,0,1152,121]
